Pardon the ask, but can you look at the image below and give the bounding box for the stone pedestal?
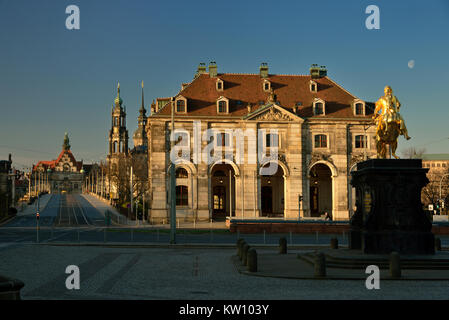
[349,159,434,254]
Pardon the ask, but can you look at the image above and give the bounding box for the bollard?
[435,238,442,251]
[315,231,319,244]
[236,238,244,255]
[279,237,287,254]
[238,241,247,260]
[103,228,106,242]
[77,229,80,243]
[314,252,326,277]
[263,230,266,244]
[330,237,338,249]
[131,229,134,242]
[389,251,401,278]
[242,244,250,265]
[247,249,258,272]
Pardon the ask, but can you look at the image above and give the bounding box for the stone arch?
[167,159,197,176]
[259,159,290,177]
[208,158,240,177]
[308,162,335,218]
[308,160,338,177]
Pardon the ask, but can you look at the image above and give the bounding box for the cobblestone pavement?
[1,244,449,300]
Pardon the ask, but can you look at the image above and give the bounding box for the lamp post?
[440,173,449,213]
[170,99,176,244]
[47,168,51,193]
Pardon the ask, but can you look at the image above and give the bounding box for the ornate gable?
[244,104,303,122]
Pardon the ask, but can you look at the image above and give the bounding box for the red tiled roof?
[153,73,373,118]
[33,149,83,172]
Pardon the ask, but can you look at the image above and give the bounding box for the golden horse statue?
[373,86,411,159]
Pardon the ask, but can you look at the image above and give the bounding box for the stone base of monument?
[232,249,449,280]
[0,275,24,300]
[361,230,435,255]
[301,249,449,270]
[350,159,435,255]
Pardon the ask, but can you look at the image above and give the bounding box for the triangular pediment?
[244,103,303,122]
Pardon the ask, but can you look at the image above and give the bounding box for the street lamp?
[439,173,449,213]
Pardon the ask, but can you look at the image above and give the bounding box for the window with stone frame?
[176,99,186,113]
[314,102,324,115]
[355,103,364,115]
[216,132,230,147]
[176,185,188,206]
[266,133,279,148]
[218,100,228,113]
[314,134,327,148]
[355,135,367,148]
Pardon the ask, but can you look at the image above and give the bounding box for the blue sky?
[1,0,448,169]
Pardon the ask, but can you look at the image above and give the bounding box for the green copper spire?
[63,132,71,150]
[114,82,123,106]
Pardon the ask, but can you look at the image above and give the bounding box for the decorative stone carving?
[260,153,287,170]
[309,153,334,167]
[253,108,293,121]
[349,154,368,168]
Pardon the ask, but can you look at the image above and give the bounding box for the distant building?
[422,154,449,210]
[422,154,449,172]
[0,154,12,218]
[106,82,149,205]
[33,133,84,193]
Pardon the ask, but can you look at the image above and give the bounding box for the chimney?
[319,66,327,77]
[209,61,217,78]
[260,62,269,78]
[195,62,207,78]
[310,64,320,79]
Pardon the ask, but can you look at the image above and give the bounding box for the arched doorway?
[260,162,285,218]
[309,163,332,217]
[211,163,236,220]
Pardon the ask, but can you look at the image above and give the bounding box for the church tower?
[108,82,129,156]
[132,81,148,148]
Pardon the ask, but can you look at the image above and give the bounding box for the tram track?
[55,194,91,227]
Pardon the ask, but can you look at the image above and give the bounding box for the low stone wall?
[230,221,449,235]
[230,222,350,234]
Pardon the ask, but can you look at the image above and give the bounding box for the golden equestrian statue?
[373,86,411,159]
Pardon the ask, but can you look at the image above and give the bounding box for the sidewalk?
[17,194,52,217]
[81,193,131,225]
[81,193,228,229]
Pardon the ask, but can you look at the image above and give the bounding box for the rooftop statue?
[373,86,411,159]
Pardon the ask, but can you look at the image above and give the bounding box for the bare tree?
[422,166,449,213]
[402,147,427,159]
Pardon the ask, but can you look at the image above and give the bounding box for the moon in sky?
[408,60,415,69]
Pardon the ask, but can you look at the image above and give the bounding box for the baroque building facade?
[146,63,377,222]
[33,133,84,193]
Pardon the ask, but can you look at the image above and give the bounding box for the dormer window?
[353,99,366,116]
[175,95,187,113]
[313,98,325,116]
[216,96,229,114]
[216,79,224,91]
[263,80,271,92]
[310,80,318,93]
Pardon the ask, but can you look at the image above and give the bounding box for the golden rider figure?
[373,85,411,140]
